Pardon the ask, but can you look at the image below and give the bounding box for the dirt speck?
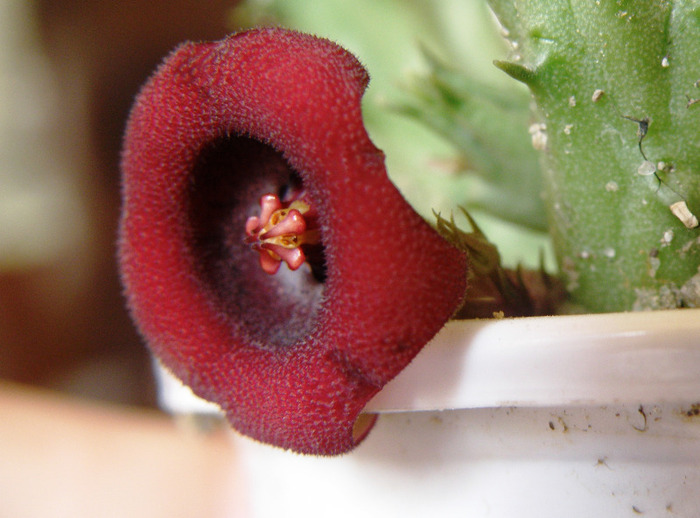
[679,402,700,419]
[558,416,569,433]
[595,457,611,469]
[632,405,648,432]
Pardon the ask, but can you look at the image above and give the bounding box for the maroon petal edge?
[118,27,467,455]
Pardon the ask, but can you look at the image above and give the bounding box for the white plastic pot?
[157,308,700,517]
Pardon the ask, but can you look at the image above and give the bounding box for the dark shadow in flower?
[189,136,325,349]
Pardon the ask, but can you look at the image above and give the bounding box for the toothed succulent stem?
[488,0,700,312]
[435,209,565,317]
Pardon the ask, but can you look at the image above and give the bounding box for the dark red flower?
[119,27,467,455]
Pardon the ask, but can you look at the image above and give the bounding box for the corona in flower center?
[245,192,321,274]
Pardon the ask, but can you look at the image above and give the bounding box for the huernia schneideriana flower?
[118,27,468,455]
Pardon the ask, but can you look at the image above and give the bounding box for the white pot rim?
[367,307,700,412]
[155,308,700,415]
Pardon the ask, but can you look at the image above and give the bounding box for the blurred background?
[1,3,247,514]
[1,0,241,407]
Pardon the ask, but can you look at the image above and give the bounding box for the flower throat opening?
[188,136,326,348]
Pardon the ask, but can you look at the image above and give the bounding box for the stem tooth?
[493,60,538,87]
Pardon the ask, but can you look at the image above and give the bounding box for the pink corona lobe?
[245,192,320,274]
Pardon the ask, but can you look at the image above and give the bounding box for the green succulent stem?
[488,0,700,312]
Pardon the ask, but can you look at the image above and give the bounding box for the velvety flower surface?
[119,27,467,455]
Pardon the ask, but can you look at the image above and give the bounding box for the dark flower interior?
[188,136,325,349]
